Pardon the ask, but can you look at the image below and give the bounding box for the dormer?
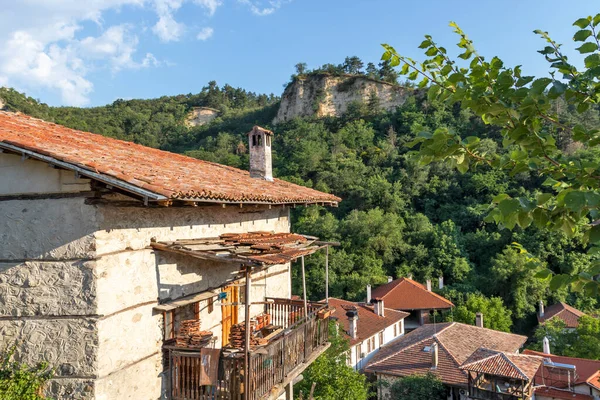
[247,125,273,181]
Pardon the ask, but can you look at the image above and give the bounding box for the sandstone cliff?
[185,106,219,127]
[273,74,411,124]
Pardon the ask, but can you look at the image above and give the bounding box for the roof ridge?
[502,353,530,381]
[434,333,467,376]
[460,349,500,369]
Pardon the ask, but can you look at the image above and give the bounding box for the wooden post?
[325,246,329,304]
[301,256,308,319]
[244,265,252,400]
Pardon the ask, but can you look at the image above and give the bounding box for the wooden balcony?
[469,386,526,400]
[168,298,330,400]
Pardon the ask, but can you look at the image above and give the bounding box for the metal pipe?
[301,256,308,318]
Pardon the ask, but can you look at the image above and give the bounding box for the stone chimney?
[438,276,444,290]
[247,126,273,181]
[539,300,545,318]
[426,280,432,292]
[346,308,358,339]
[476,312,484,328]
[407,274,413,280]
[366,285,372,303]
[431,342,439,369]
[373,298,385,317]
[543,336,551,354]
[387,276,393,283]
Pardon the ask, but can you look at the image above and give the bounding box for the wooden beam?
[301,256,308,319]
[244,265,252,400]
[325,246,329,304]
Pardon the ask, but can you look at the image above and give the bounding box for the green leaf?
[549,274,572,291]
[534,269,553,280]
[418,40,431,49]
[498,198,521,216]
[537,193,553,205]
[594,14,600,27]
[538,46,555,55]
[573,29,593,41]
[493,193,511,203]
[584,53,600,68]
[573,17,591,29]
[400,63,410,75]
[576,42,598,54]
[530,78,552,94]
[425,47,437,57]
[517,211,533,228]
[381,51,391,61]
[589,224,600,244]
[564,190,587,211]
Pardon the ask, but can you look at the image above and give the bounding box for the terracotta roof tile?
[327,298,409,346]
[523,350,600,391]
[461,348,543,381]
[371,278,454,310]
[538,302,586,328]
[365,322,527,387]
[0,112,340,205]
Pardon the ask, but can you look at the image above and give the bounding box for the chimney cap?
[248,125,274,136]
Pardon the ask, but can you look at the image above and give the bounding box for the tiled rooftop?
[371,277,454,310]
[365,322,527,387]
[327,298,409,346]
[461,348,543,381]
[538,302,586,328]
[0,111,340,205]
[524,349,600,391]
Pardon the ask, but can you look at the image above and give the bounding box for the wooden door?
[221,285,239,345]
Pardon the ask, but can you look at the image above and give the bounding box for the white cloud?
[239,0,288,16]
[197,27,214,41]
[194,0,222,16]
[152,0,185,42]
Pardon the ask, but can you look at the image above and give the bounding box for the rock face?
[273,74,411,124]
[185,106,219,127]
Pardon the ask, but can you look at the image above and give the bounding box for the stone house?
[365,321,530,400]
[0,113,340,400]
[326,298,408,371]
[370,277,454,330]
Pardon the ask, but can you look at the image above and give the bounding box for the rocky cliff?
[185,106,219,127]
[273,74,411,124]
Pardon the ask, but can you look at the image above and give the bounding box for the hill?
[1,71,599,336]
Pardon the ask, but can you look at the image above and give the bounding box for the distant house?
[371,277,454,330]
[524,349,600,400]
[327,297,408,370]
[365,321,529,400]
[0,112,341,400]
[538,301,586,330]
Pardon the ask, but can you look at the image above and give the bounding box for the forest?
[1,55,599,344]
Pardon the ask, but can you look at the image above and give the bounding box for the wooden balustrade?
[170,298,329,400]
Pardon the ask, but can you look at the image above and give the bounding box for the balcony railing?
[169,298,330,400]
[469,387,523,400]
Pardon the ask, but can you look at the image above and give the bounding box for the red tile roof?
[371,278,454,310]
[538,303,586,328]
[365,322,527,387]
[523,350,600,391]
[461,348,543,381]
[327,298,409,346]
[0,111,340,205]
[533,387,593,400]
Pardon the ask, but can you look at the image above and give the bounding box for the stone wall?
[273,74,411,123]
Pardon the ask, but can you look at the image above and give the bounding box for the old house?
[365,321,529,400]
[538,301,586,330]
[524,350,600,400]
[370,277,454,330]
[326,298,408,371]
[0,113,341,400]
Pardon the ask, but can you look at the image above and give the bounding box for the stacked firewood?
[175,320,213,348]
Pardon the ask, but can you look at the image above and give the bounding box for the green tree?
[446,293,513,332]
[343,56,364,75]
[388,372,445,400]
[295,62,308,75]
[0,346,53,400]
[381,14,600,292]
[297,322,369,400]
[532,315,600,359]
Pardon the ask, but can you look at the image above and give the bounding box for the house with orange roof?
[538,300,587,330]
[0,112,341,400]
[327,297,409,370]
[523,349,600,400]
[365,321,531,400]
[370,277,454,330]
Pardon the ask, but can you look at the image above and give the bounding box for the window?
[371,337,375,350]
[252,134,257,146]
[379,332,384,347]
[394,323,397,337]
[356,345,361,360]
[208,297,214,314]
[257,135,263,146]
[366,339,371,353]
[164,310,175,339]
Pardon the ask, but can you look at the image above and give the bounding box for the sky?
[0,0,598,107]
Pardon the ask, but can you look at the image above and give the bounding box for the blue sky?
[0,0,598,107]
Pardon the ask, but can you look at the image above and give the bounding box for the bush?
[0,346,53,400]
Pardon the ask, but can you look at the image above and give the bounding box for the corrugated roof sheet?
[371,277,454,310]
[0,111,340,205]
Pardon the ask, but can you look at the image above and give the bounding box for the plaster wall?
[94,353,164,400]
[0,153,91,195]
